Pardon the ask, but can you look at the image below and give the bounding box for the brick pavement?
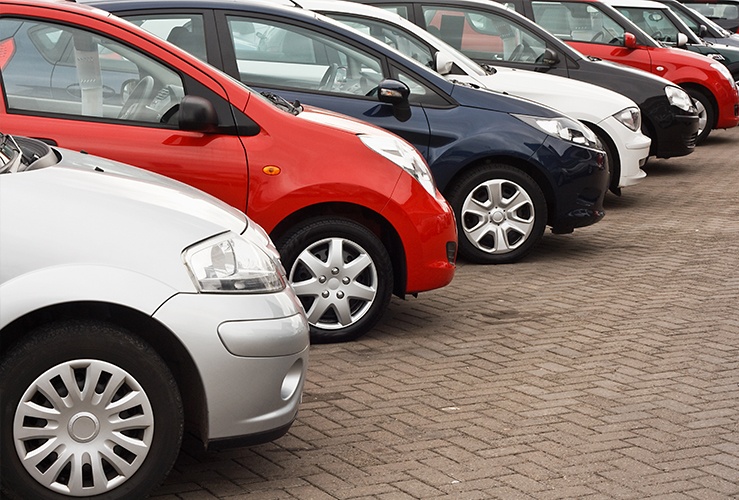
[153,126,739,499]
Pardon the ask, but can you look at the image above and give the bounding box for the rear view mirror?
[377,79,411,122]
[539,48,559,65]
[178,95,218,132]
[435,51,455,75]
[698,24,708,37]
[677,33,688,46]
[624,32,638,48]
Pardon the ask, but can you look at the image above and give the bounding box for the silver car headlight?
[711,62,736,89]
[514,114,599,148]
[184,232,286,293]
[613,106,641,132]
[665,85,693,111]
[359,134,437,196]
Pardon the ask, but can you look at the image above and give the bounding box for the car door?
[0,14,250,211]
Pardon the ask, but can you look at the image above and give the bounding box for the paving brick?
[151,128,739,499]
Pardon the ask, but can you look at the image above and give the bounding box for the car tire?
[277,218,393,343]
[686,88,714,144]
[0,320,183,500]
[448,162,547,264]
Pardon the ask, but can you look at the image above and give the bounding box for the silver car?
[0,133,310,499]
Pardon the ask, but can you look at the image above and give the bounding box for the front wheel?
[447,163,547,264]
[276,218,393,343]
[0,321,183,499]
[686,88,714,145]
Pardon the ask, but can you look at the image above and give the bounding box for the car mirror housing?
[434,50,455,75]
[699,24,708,37]
[178,95,218,132]
[540,48,560,65]
[624,32,638,49]
[677,32,689,47]
[377,79,412,122]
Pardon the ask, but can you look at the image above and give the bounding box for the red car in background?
[505,0,739,142]
[0,0,457,344]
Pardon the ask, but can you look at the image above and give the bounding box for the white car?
[0,133,310,499]
[298,0,651,194]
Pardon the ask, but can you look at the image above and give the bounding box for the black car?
[356,0,700,158]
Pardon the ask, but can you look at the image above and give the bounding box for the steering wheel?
[651,30,664,41]
[118,76,155,120]
[591,31,606,42]
[509,43,525,61]
[319,63,339,91]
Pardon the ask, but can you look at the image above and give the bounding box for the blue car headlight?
[513,114,599,149]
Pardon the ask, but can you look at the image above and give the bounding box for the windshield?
[326,12,487,77]
[614,6,692,44]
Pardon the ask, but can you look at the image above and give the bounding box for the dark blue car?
[92,0,608,264]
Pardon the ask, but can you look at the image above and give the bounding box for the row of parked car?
[0,0,737,497]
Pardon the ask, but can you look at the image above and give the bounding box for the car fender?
[0,265,180,331]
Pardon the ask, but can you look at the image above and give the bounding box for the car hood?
[297,104,391,136]
[451,66,636,122]
[51,147,248,235]
[1,146,254,288]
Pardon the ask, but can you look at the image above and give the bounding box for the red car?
[507,0,739,142]
[0,0,457,343]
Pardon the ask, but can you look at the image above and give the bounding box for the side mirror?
[377,79,411,122]
[434,50,455,75]
[698,24,708,37]
[676,33,689,47]
[178,95,218,132]
[624,32,638,49]
[539,48,559,65]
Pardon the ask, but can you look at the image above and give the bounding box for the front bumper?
[642,98,699,158]
[383,174,457,295]
[535,137,608,233]
[599,116,650,188]
[153,290,310,443]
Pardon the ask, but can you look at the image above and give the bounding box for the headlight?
[613,106,641,132]
[665,85,693,111]
[514,114,599,148]
[359,134,437,196]
[711,62,736,89]
[184,232,286,293]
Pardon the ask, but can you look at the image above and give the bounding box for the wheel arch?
[0,301,209,446]
[581,121,620,194]
[680,82,718,129]
[442,155,557,227]
[268,202,407,297]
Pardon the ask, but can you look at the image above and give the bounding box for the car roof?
[604,0,672,8]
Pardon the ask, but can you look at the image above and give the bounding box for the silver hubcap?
[13,359,154,496]
[461,178,535,254]
[695,99,707,136]
[289,237,377,330]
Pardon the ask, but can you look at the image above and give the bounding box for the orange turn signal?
[262,165,281,176]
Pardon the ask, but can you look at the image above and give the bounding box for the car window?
[531,1,625,44]
[420,5,548,65]
[124,14,207,61]
[672,8,702,35]
[226,16,384,96]
[685,2,739,23]
[327,14,436,69]
[616,8,680,43]
[0,18,184,124]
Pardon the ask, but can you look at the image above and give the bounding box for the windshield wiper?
[260,91,302,115]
